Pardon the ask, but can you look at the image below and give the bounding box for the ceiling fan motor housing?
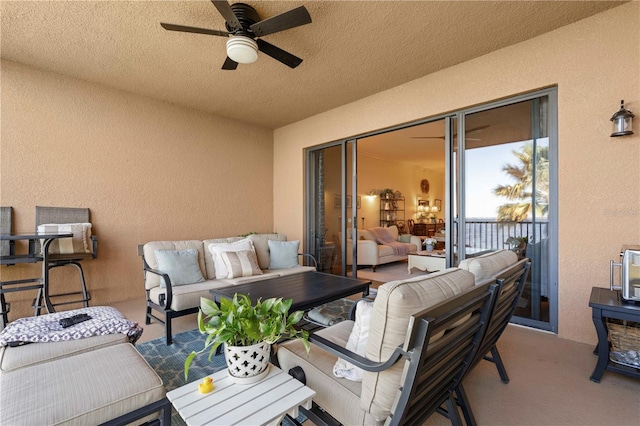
[226,3,260,35]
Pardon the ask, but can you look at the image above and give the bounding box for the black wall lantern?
[610,100,634,137]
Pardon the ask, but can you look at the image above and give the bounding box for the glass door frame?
[305,87,557,332]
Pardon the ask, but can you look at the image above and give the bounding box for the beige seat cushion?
[458,249,518,282]
[149,279,232,311]
[277,321,381,426]
[0,333,127,372]
[361,268,476,420]
[0,343,165,425]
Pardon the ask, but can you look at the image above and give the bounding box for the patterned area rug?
[136,297,355,425]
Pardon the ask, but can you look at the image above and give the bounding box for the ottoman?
[0,343,168,425]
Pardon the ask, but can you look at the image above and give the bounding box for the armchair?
[277,268,499,425]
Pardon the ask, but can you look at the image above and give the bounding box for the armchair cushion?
[268,239,300,269]
[37,223,92,254]
[154,249,205,288]
[208,238,254,279]
[220,249,262,278]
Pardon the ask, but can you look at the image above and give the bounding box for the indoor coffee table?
[407,250,446,273]
[210,271,370,312]
[167,363,315,425]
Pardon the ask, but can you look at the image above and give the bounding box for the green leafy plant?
[184,295,310,379]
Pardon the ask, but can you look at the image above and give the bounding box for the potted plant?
[380,188,394,199]
[423,237,438,252]
[184,295,310,384]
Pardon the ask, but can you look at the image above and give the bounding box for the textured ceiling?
[1,1,625,129]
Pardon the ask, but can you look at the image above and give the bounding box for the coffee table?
[167,363,315,425]
[408,250,446,273]
[210,271,370,312]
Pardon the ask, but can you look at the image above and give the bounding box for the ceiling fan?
[411,125,489,141]
[160,0,312,70]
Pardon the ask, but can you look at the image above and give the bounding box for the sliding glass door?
[306,88,557,332]
[455,91,557,331]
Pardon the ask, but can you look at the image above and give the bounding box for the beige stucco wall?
[0,61,274,319]
[273,2,640,344]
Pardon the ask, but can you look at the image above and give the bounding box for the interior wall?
[0,60,274,319]
[273,3,640,345]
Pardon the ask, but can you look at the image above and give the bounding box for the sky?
[464,141,529,218]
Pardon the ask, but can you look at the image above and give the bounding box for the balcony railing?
[453,219,549,251]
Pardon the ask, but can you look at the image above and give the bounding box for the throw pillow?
[208,239,255,279]
[333,299,374,382]
[268,240,299,269]
[37,223,92,255]
[398,234,411,243]
[154,249,205,288]
[220,250,263,279]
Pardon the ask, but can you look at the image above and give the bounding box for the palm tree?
[493,142,549,221]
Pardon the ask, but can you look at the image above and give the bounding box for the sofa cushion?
[361,268,475,420]
[247,233,287,270]
[268,239,299,269]
[458,249,518,282]
[154,249,205,288]
[37,223,92,254]
[0,343,165,425]
[220,249,262,278]
[208,238,254,279]
[149,280,233,311]
[143,240,205,289]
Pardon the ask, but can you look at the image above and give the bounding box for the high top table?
[210,271,370,313]
[0,232,72,327]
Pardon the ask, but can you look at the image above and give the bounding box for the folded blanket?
[0,306,143,346]
[307,306,345,326]
[368,227,411,256]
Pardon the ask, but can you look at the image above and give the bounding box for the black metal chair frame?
[34,206,97,313]
[289,281,500,426]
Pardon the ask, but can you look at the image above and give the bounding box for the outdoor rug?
[136,297,355,425]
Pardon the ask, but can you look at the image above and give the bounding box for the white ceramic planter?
[224,341,271,384]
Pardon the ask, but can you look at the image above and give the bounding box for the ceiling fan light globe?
[226,36,258,64]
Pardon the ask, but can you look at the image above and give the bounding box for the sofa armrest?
[91,235,98,259]
[298,253,317,269]
[409,235,422,249]
[139,251,173,308]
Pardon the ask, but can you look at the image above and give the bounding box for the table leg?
[41,238,56,314]
[590,307,609,383]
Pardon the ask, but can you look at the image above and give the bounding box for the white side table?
[167,363,315,426]
[408,250,446,273]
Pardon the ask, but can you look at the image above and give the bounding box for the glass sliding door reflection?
[462,97,551,329]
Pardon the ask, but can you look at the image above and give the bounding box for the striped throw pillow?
[37,223,92,254]
[220,250,263,279]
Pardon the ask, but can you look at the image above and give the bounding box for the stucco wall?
[0,61,274,318]
[273,3,640,344]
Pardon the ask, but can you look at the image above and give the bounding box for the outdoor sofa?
[139,233,316,344]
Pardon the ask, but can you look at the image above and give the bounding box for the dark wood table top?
[210,271,371,312]
[589,287,640,313]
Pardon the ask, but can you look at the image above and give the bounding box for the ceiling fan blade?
[222,56,238,70]
[256,39,303,68]
[160,23,229,37]
[250,5,312,37]
[211,0,243,31]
